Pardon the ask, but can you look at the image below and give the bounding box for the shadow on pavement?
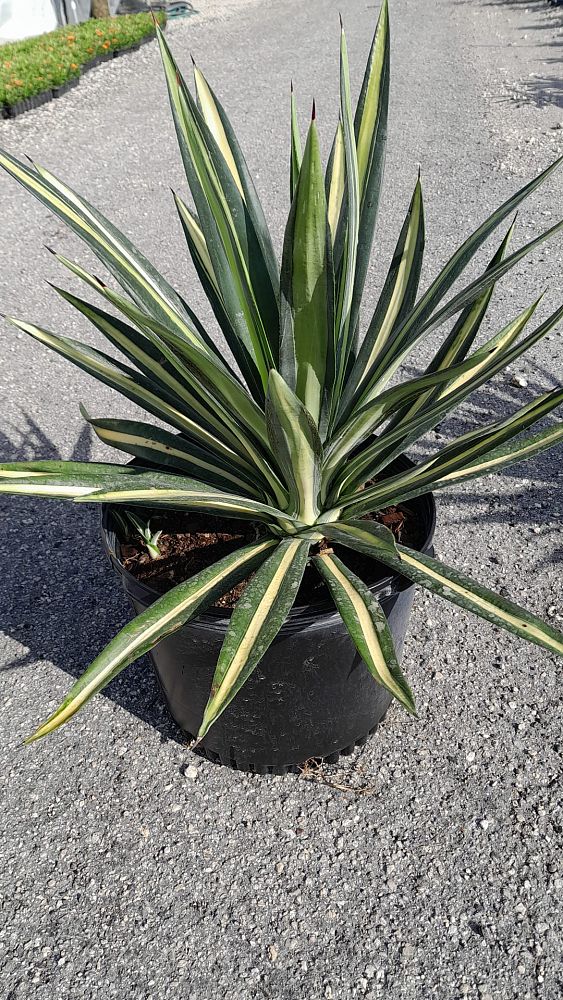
[455,0,563,108]
[0,413,182,743]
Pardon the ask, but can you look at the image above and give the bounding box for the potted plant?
[1,4,562,773]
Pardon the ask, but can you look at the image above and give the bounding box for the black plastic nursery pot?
[101,457,436,775]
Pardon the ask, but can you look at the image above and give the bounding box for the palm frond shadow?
[504,74,563,109]
[454,0,562,14]
[0,413,181,743]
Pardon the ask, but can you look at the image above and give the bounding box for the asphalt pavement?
[0,1,562,997]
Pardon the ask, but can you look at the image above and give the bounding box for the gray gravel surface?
[1,1,562,998]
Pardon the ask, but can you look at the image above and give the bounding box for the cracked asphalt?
[0,1,562,998]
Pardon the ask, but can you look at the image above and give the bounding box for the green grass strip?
[0,12,166,108]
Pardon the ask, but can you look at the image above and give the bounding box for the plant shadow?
[0,412,182,744]
[454,0,563,108]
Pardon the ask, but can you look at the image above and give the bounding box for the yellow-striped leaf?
[192,60,280,298]
[384,222,515,432]
[197,538,310,739]
[193,64,244,195]
[333,25,360,388]
[52,269,275,463]
[266,371,322,524]
[6,316,254,475]
[290,82,302,202]
[0,462,300,531]
[26,539,277,743]
[331,299,557,499]
[0,148,212,353]
[340,174,424,415]
[326,120,345,242]
[280,116,332,428]
[322,344,496,496]
[52,284,257,459]
[323,521,563,658]
[347,416,563,514]
[82,414,264,498]
[349,0,390,337]
[156,27,276,392]
[355,160,563,406]
[314,552,415,712]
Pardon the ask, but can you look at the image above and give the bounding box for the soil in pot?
[118,503,424,607]
[102,474,435,772]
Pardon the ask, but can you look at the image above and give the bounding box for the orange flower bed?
[0,12,166,108]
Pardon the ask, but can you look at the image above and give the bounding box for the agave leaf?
[383,222,515,432]
[51,284,256,459]
[173,195,262,391]
[0,462,301,530]
[280,116,333,428]
[290,83,303,202]
[0,460,142,479]
[49,273,193,383]
[314,551,415,712]
[47,266,287,504]
[193,62,280,298]
[0,148,212,351]
[333,25,360,390]
[266,371,322,524]
[340,174,424,417]
[73,484,301,531]
[82,414,265,498]
[156,27,275,392]
[193,63,244,195]
[324,521,563,658]
[54,227,248,397]
[322,347,501,494]
[173,196,220,294]
[53,270,270,450]
[342,405,563,515]
[5,316,256,475]
[197,538,310,739]
[332,298,557,498]
[326,120,345,242]
[355,160,563,405]
[191,63,280,366]
[0,463,164,498]
[349,0,390,340]
[25,539,277,743]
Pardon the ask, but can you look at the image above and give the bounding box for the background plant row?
[0,12,166,110]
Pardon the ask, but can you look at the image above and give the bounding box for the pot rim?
[100,453,436,626]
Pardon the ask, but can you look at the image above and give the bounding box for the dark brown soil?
[118,503,424,609]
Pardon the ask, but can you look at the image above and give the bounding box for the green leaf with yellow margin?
[314,552,415,712]
[26,539,277,743]
[197,538,310,739]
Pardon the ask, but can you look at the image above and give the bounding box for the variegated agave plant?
[1,5,562,746]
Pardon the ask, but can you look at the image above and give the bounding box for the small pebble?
[510,374,528,388]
